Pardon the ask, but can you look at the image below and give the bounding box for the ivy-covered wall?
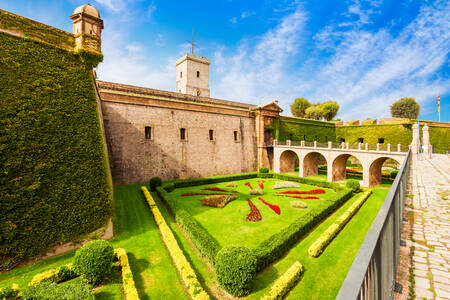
[0,20,111,266]
[336,124,413,145]
[429,126,450,152]
[277,117,337,142]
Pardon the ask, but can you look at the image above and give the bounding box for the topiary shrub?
[164,182,175,193]
[149,177,163,192]
[216,246,257,296]
[22,281,94,300]
[259,167,269,173]
[346,179,360,192]
[73,240,114,285]
[390,170,399,179]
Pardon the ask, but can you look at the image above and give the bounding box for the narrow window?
[90,30,92,34]
[234,131,238,141]
[378,138,384,144]
[358,138,364,143]
[197,71,200,78]
[180,72,182,78]
[145,126,152,140]
[209,129,214,141]
[180,128,186,140]
[303,135,306,141]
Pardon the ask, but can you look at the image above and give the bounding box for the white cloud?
[241,11,255,19]
[147,2,157,21]
[94,0,125,12]
[229,16,237,24]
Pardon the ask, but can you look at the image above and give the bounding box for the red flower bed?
[257,180,264,190]
[182,192,234,197]
[203,187,237,193]
[245,182,253,189]
[278,189,325,195]
[346,168,360,172]
[258,197,280,215]
[245,199,262,222]
[275,194,319,200]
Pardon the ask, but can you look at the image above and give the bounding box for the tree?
[320,101,339,121]
[304,105,323,120]
[290,97,311,118]
[390,97,420,119]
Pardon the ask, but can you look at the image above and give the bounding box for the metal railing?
[272,140,410,153]
[336,149,411,300]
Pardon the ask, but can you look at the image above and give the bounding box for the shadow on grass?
[127,252,150,300]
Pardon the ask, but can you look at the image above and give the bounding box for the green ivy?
[336,124,413,145]
[278,117,337,142]
[0,31,112,267]
[429,126,450,152]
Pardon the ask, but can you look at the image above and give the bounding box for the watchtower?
[176,54,210,97]
[70,4,103,51]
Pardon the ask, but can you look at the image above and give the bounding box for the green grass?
[0,184,189,300]
[170,178,337,248]
[0,176,390,300]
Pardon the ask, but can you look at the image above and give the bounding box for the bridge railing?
[272,140,410,153]
[335,149,411,300]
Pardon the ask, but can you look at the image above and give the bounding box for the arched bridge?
[273,140,409,187]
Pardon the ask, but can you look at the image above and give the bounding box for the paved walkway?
[410,154,450,300]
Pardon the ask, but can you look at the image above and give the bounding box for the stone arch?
[369,156,400,186]
[279,150,299,173]
[303,151,328,177]
[331,154,363,181]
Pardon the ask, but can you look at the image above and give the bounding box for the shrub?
[165,172,258,188]
[156,186,220,265]
[114,248,139,300]
[262,261,304,300]
[141,187,209,300]
[254,188,353,271]
[225,182,237,187]
[249,189,263,195]
[73,240,114,285]
[259,167,269,173]
[273,174,343,190]
[216,246,258,297]
[390,170,399,179]
[308,190,372,257]
[22,281,94,300]
[164,183,175,192]
[149,177,163,191]
[290,201,307,208]
[0,284,19,299]
[346,179,360,192]
[29,263,76,286]
[272,181,300,189]
[200,195,237,208]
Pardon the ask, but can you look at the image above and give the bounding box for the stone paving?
[409,154,450,300]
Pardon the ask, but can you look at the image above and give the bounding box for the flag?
[438,92,440,121]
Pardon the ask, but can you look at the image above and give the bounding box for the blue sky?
[1,0,449,121]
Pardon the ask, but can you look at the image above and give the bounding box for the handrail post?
[314,141,317,149]
[365,143,369,151]
[301,140,305,147]
[273,139,278,146]
[328,141,332,149]
[286,139,291,146]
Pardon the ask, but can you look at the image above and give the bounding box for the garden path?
[410,154,450,300]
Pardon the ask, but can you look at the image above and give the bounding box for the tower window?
[197,71,200,78]
[145,126,152,140]
[209,129,214,141]
[234,131,238,141]
[180,72,182,78]
[90,30,92,34]
[180,128,186,140]
[378,138,384,144]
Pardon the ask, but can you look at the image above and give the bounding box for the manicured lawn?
[170,178,337,248]
[0,175,390,300]
[0,184,189,300]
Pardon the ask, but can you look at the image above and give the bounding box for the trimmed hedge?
[346,179,360,192]
[0,19,112,266]
[29,263,76,286]
[216,246,257,297]
[254,188,353,271]
[22,281,94,300]
[115,248,139,300]
[156,186,220,265]
[142,187,209,300]
[308,190,372,257]
[149,177,162,191]
[0,284,19,299]
[73,240,114,285]
[262,261,304,300]
[259,167,269,173]
[164,172,258,189]
[273,173,343,190]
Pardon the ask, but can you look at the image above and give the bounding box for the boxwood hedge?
[0,18,112,267]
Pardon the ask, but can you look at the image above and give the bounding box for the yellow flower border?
[141,186,209,300]
[308,189,372,257]
[262,261,304,300]
[114,248,139,300]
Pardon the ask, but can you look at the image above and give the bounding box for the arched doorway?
[303,152,327,177]
[332,154,363,181]
[369,157,400,186]
[279,150,299,173]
